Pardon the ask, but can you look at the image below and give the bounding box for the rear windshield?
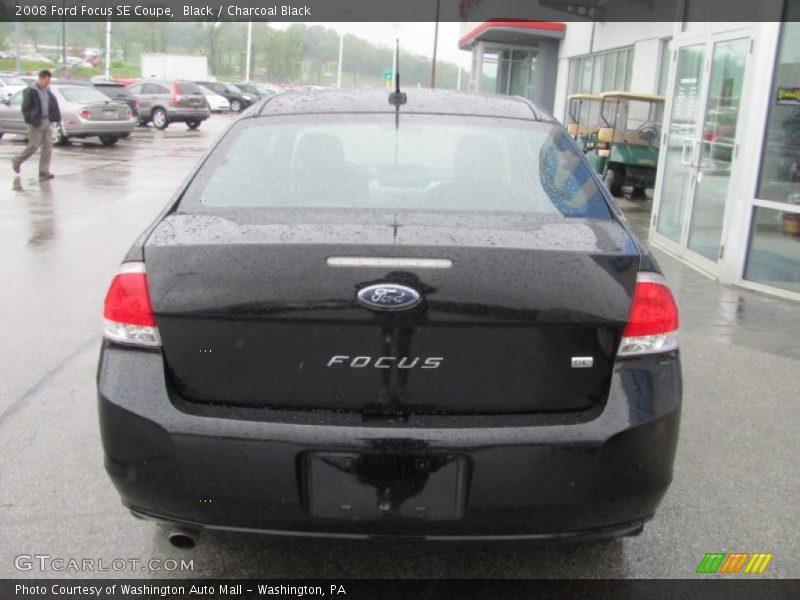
[179,114,611,218]
[96,84,131,98]
[58,87,111,103]
[175,82,202,94]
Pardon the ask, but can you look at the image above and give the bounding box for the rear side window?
[58,87,110,103]
[175,82,202,94]
[180,114,611,219]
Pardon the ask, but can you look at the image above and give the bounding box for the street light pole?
[336,32,343,88]
[14,17,21,74]
[430,0,440,88]
[104,19,111,79]
[61,0,67,71]
[245,21,253,82]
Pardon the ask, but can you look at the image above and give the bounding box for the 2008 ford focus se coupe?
[97,88,681,545]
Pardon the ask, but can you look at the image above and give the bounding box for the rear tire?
[52,122,69,146]
[99,135,118,147]
[603,165,623,197]
[151,108,168,130]
[186,120,201,130]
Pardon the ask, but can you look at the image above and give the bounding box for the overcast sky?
[270,22,473,70]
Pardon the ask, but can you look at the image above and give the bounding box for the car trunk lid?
[144,211,639,415]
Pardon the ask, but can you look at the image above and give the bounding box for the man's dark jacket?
[21,86,61,126]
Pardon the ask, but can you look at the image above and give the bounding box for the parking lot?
[0,114,798,579]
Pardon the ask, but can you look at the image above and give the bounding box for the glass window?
[747,0,800,293]
[175,82,202,94]
[744,207,800,293]
[658,39,673,97]
[8,89,24,106]
[0,76,25,86]
[481,50,499,93]
[756,14,800,204]
[602,53,615,91]
[179,114,611,219]
[567,46,635,96]
[58,87,110,103]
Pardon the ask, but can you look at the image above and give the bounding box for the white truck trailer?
[140,54,209,80]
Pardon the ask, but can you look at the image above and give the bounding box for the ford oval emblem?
[356,283,421,311]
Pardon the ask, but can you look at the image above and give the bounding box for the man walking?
[12,70,61,179]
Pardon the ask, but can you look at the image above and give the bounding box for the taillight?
[102,262,161,347]
[171,84,181,104]
[79,108,92,119]
[618,272,679,357]
[125,108,132,119]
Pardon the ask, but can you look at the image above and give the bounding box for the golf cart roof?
[568,93,602,101]
[600,91,665,103]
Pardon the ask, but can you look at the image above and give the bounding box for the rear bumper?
[166,108,211,122]
[62,118,137,137]
[98,343,681,540]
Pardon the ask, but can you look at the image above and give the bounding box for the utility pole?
[62,0,67,71]
[430,0,440,88]
[336,32,343,88]
[14,18,21,74]
[245,21,253,81]
[104,20,111,79]
[456,66,461,91]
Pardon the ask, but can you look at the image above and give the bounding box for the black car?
[98,88,681,547]
[234,81,278,98]
[94,82,138,118]
[195,80,257,112]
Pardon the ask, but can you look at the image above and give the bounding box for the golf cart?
[566,93,603,150]
[584,91,665,197]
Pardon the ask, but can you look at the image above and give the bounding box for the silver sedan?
[0,84,136,147]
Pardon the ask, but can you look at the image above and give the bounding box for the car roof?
[568,93,602,101]
[257,87,552,122]
[599,91,665,103]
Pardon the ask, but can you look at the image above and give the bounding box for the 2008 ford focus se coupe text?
[97,88,681,545]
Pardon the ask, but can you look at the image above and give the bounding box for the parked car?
[93,81,138,118]
[127,80,210,130]
[233,81,280,98]
[0,84,135,146]
[197,85,230,112]
[97,88,682,547]
[0,74,27,101]
[195,81,256,112]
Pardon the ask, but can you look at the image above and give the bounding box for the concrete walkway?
[618,196,800,361]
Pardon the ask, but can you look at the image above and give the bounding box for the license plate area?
[305,452,469,521]
[102,110,116,118]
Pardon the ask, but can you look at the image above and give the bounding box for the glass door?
[652,33,752,275]
[685,37,749,266]
[654,42,707,248]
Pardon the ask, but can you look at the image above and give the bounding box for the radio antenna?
[388,38,407,108]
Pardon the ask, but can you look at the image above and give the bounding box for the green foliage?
[4,22,465,89]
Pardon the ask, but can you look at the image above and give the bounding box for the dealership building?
[460,2,800,301]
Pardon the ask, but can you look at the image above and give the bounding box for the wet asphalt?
[0,115,797,579]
